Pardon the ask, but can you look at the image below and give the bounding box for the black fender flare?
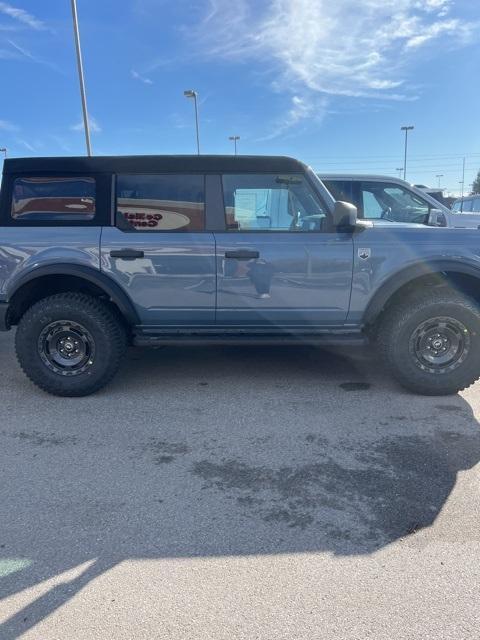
[363,260,480,325]
[7,264,140,326]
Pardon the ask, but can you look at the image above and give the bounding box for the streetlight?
[70,0,92,156]
[0,147,6,159]
[229,135,240,155]
[436,174,444,189]
[184,89,200,155]
[400,125,414,181]
[396,167,403,178]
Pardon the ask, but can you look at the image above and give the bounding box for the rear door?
[214,172,354,328]
[100,173,216,327]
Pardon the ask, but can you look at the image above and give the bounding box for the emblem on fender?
[358,248,371,260]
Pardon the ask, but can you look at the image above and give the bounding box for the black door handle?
[225,250,259,260]
[110,248,145,260]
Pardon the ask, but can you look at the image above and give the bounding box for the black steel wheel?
[377,289,480,395]
[16,293,127,397]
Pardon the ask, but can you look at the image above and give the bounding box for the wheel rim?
[409,316,470,374]
[38,320,96,376]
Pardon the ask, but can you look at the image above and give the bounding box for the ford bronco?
[1,155,480,397]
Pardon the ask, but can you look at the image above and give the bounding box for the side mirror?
[428,208,447,227]
[333,200,357,229]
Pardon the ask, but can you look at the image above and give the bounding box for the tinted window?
[11,177,95,221]
[322,180,352,204]
[358,181,429,223]
[460,199,472,212]
[222,173,327,232]
[452,201,461,212]
[117,174,205,231]
[472,198,480,212]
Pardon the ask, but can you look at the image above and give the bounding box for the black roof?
[3,154,307,175]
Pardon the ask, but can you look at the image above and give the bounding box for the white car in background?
[452,195,480,214]
[320,174,480,228]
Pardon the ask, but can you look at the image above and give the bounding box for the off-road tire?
[15,293,127,397]
[377,288,480,395]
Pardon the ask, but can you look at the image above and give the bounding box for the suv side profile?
[2,155,480,398]
[321,174,480,229]
[452,195,480,214]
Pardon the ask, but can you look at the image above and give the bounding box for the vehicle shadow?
[1,339,479,638]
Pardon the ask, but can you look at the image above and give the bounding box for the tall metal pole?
[396,167,403,178]
[401,126,414,181]
[436,174,444,188]
[229,135,240,155]
[71,0,92,156]
[459,156,466,211]
[0,147,6,159]
[184,90,200,155]
[193,94,200,155]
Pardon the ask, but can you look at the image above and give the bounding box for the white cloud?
[196,0,477,103]
[71,116,102,134]
[257,94,328,141]
[131,69,153,85]
[0,118,19,132]
[0,2,46,30]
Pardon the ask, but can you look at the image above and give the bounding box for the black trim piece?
[133,333,367,347]
[0,302,10,331]
[205,174,227,231]
[363,260,480,324]
[7,264,140,326]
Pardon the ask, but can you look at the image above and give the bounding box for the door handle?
[225,250,259,260]
[110,248,145,260]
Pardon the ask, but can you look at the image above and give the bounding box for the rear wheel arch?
[6,265,139,327]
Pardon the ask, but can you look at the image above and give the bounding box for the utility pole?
[71,0,92,156]
[396,167,403,178]
[436,174,444,189]
[0,147,6,159]
[460,157,466,211]
[184,90,200,155]
[229,135,240,155]
[401,125,414,181]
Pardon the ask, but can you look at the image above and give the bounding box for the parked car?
[2,155,480,397]
[452,195,480,214]
[320,174,480,228]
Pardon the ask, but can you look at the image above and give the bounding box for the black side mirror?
[333,201,357,229]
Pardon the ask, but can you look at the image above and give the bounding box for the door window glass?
[359,182,429,223]
[11,177,95,221]
[473,197,480,212]
[322,180,352,204]
[460,199,472,212]
[117,174,205,231]
[222,173,327,231]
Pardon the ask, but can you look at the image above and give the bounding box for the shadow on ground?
[1,339,479,637]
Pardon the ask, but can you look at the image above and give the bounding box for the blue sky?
[0,0,479,193]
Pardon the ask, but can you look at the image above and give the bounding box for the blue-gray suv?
[1,154,480,397]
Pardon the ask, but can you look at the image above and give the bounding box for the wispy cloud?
[192,0,477,135]
[0,2,46,30]
[0,118,19,132]
[257,95,328,141]
[131,69,153,85]
[71,116,102,134]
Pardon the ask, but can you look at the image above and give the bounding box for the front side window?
[11,177,95,221]
[117,174,205,232]
[322,179,352,204]
[473,197,480,212]
[460,199,472,213]
[359,181,430,224]
[222,173,327,232]
[451,201,461,212]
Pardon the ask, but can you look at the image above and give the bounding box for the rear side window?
[116,174,205,231]
[322,180,352,204]
[472,197,480,212]
[11,177,95,221]
[460,199,472,212]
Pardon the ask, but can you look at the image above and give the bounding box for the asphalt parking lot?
[1,330,480,639]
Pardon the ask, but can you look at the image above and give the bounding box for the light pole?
[228,136,240,155]
[184,90,200,155]
[436,174,444,188]
[0,147,6,159]
[229,135,240,155]
[396,167,403,178]
[400,125,414,181]
[70,0,92,156]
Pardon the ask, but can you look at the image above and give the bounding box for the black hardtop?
[3,154,307,175]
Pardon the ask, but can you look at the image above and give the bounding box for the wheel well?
[367,271,480,330]
[8,275,130,328]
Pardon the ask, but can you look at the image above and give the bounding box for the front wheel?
[377,289,480,395]
[15,293,127,397]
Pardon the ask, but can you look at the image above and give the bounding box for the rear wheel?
[377,289,480,395]
[15,293,127,397]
